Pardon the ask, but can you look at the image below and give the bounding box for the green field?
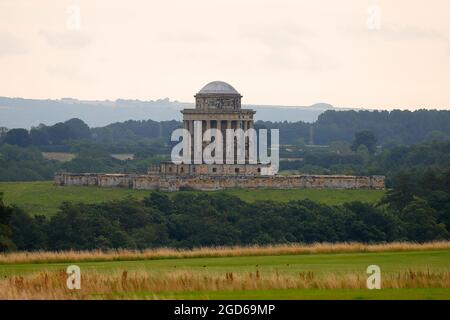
[1,250,448,299]
[123,288,450,300]
[1,250,448,276]
[0,181,385,216]
[0,181,151,216]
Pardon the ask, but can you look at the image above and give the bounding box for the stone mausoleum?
[153,80,268,176]
[54,81,385,191]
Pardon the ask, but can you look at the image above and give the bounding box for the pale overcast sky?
[1,0,449,109]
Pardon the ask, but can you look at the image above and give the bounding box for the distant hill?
[0,97,184,129]
[0,96,340,128]
[251,103,342,122]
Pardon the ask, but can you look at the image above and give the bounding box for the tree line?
[281,140,450,186]
[0,118,180,148]
[2,110,450,148]
[257,109,450,145]
[0,110,449,183]
[1,167,448,251]
[0,135,448,185]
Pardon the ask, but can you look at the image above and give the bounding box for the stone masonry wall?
[54,173,385,192]
[159,163,265,176]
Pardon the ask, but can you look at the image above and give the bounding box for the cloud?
[40,30,90,48]
[47,64,83,81]
[239,23,334,72]
[159,31,214,44]
[381,25,448,41]
[0,32,28,56]
[361,24,448,42]
[241,23,315,48]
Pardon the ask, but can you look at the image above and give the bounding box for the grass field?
[0,244,448,299]
[134,288,450,300]
[1,249,449,277]
[0,181,150,216]
[0,181,386,216]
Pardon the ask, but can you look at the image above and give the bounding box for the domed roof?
[198,81,240,95]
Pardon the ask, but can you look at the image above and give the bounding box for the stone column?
[226,120,232,164]
[232,120,239,163]
[190,120,195,163]
[244,120,250,163]
[217,119,223,164]
[247,120,254,164]
[203,119,212,163]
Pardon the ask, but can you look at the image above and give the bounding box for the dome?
[198,81,240,95]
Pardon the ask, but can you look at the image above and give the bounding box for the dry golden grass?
[1,241,449,265]
[41,152,76,162]
[1,269,448,300]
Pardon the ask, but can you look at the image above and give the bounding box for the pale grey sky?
[1,0,449,109]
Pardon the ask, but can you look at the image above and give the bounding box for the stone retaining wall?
[54,173,385,191]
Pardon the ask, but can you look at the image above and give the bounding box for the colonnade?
[182,119,254,164]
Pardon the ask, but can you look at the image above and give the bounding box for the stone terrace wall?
[55,173,130,188]
[55,173,385,192]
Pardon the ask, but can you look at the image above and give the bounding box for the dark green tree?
[64,118,92,140]
[144,191,172,212]
[351,130,377,154]
[46,123,74,145]
[380,172,416,210]
[3,128,31,147]
[400,198,448,242]
[9,210,47,250]
[0,192,16,251]
[30,127,50,145]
